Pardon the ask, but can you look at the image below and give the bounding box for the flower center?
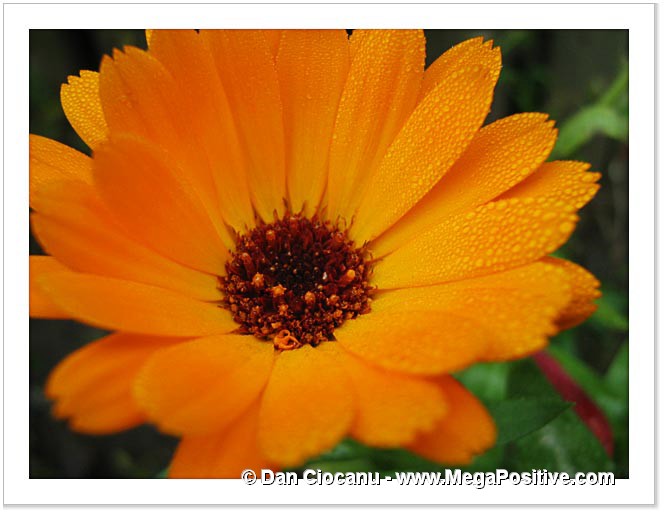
[219,213,374,350]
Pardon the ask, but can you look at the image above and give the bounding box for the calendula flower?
[29,29,601,478]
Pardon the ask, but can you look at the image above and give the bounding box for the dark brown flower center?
[219,213,374,350]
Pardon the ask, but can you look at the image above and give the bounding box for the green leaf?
[590,291,628,332]
[487,398,571,446]
[504,359,614,473]
[368,448,442,473]
[598,62,628,110]
[455,362,512,402]
[552,105,627,159]
[308,438,506,474]
[311,438,368,462]
[546,344,628,477]
[604,342,629,477]
[604,342,628,401]
[550,63,628,159]
[503,410,614,473]
[302,439,375,473]
[507,358,556,398]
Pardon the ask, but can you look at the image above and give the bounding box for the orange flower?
[29,30,601,478]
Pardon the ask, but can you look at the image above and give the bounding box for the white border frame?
[3,2,655,506]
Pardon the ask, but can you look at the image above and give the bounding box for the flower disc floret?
[220,213,374,349]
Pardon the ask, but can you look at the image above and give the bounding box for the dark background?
[29,29,628,478]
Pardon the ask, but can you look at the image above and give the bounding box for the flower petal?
[374,262,572,361]
[336,310,489,375]
[352,53,496,243]
[60,70,108,148]
[543,256,601,330]
[500,160,601,209]
[147,30,256,235]
[29,256,70,319]
[326,29,425,222]
[419,37,501,102]
[46,332,180,434]
[277,29,350,214]
[93,134,230,275]
[373,113,557,256]
[258,343,353,467]
[134,334,274,436]
[373,197,579,290]
[37,272,236,337]
[341,352,447,446]
[408,376,496,465]
[262,29,283,58]
[170,401,273,478]
[29,135,93,207]
[98,47,234,249]
[31,181,221,301]
[201,30,287,221]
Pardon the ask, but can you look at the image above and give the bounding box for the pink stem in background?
[532,351,614,457]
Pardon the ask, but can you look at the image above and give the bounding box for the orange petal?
[262,29,283,58]
[374,262,572,361]
[419,37,501,102]
[93,134,229,275]
[170,401,273,478]
[408,376,496,465]
[326,29,425,222]
[373,113,557,257]
[543,256,601,330]
[29,256,70,319]
[201,30,287,221]
[145,29,154,46]
[37,272,237,337]
[500,160,601,209]
[277,30,350,214]
[98,47,234,248]
[31,181,221,301]
[29,135,93,207]
[147,30,255,235]
[352,53,496,243]
[258,343,354,467]
[46,332,181,434]
[60,70,108,148]
[135,334,274,436]
[336,310,489,375]
[373,197,579,290]
[341,351,447,446]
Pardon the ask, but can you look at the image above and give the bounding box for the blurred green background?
[29,29,628,478]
